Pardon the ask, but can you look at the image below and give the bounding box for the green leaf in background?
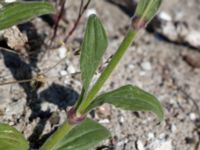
[0,124,29,150]
[51,118,111,150]
[0,1,54,30]
[80,14,108,91]
[86,85,164,121]
[133,0,162,28]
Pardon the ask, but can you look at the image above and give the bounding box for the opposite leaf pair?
[0,0,164,150]
[42,0,164,149]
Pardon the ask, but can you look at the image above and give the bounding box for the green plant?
[0,1,54,30]
[0,0,164,150]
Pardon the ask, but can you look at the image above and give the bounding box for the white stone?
[59,70,67,76]
[9,122,15,126]
[137,140,145,150]
[189,113,197,121]
[139,71,146,76]
[158,12,172,21]
[149,139,173,150]
[128,64,135,69]
[41,102,58,112]
[148,132,155,140]
[67,65,76,74]
[119,116,125,123]
[155,140,172,150]
[159,133,166,139]
[98,119,110,124]
[186,31,200,48]
[141,62,152,71]
[162,22,178,41]
[5,0,16,3]
[171,124,177,133]
[85,8,97,18]
[64,79,69,85]
[58,46,67,59]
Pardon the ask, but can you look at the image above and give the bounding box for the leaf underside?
[52,118,111,150]
[0,124,29,150]
[0,1,54,30]
[80,15,108,91]
[86,85,164,121]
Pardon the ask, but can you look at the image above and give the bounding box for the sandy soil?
[0,0,200,150]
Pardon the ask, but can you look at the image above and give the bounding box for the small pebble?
[185,31,200,49]
[159,133,166,139]
[141,62,152,71]
[41,102,58,112]
[67,65,76,74]
[98,119,110,124]
[171,124,177,133]
[8,121,15,126]
[85,8,97,17]
[5,0,17,3]
[158,11,172,21]
[128,64,135,70]
[60,70,67,76]
[139,71,146,76]
[58,46,67,59]
[189,113,197,121]
[149,139,173,150]
[119,116,125,124]
[148,132,155,140]
[136,140,145,150]
[43,121,51,134]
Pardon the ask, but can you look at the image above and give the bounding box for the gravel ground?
[0,0,200,150]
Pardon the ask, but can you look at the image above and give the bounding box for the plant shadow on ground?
[0,21,79,148]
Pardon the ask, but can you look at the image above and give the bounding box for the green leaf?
[80,15,108,91]
[132,0,162,29]
[135,0,162,22]
[86,85,164,121]
[52,118,111,150]
[0,1,54,30]
[0,124,29,150]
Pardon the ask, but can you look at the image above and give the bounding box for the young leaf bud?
[132,0,162,30]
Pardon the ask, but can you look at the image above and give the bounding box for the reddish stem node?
[131,16,147,30]
[67,107,86,125]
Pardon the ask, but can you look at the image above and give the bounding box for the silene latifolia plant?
[0,0,164,150]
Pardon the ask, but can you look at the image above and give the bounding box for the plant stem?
[77,28,137,114]
[40,27,137,150]
[40,121,73,150]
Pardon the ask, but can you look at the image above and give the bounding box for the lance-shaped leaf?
[132,0,162,29]
[86,85,164,121]
[51,118,111,150]
[80,15,108,91]
[0,124,29,150]
[0,1,54,30]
